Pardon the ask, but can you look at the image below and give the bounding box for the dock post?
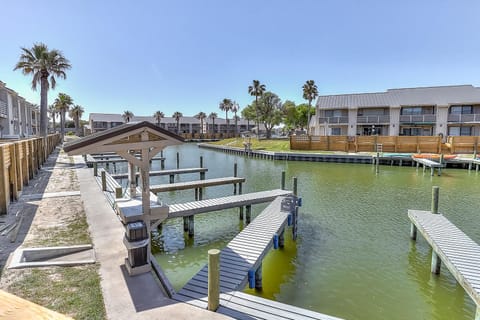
[431,186,439,214]
[199,187,203,200]
[188,215,194,237]
[376,152,379,174]
[207,249,220,311]
[169,174,174,184]
[176,152,180,169]
[292,206,299,241]
[233,163,238,194]
[200,156,203,168]
[246,205,251,224]
[239,206,244,220]
[255,263,263,290]
[409,223,417,240]
[93,162,98,176]
[183,217,189,231]
[115,186,122,199]
[239,183,242,194]
[431,186,441,274]
[195,188,199,201]
[293,177,298,196]
[161,159,165,170]
[101,170,107,191]
[281,171,286,190]
[279,229,285,248]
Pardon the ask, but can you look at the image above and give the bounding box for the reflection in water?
[108,144,480,320]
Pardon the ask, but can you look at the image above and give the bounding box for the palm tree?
[122,110,134,123]
[231,102,240,137]
[208,112,218,134]
[248,80,266,138]
[153,111,164,126]
[302,80,319,135]
[172,111,183,134]
[219,98,233,137]
[14,43,71,137]
[54,93,73,142]
[69,104,85,136]
[195,111,207,135]
[48,104,57,132]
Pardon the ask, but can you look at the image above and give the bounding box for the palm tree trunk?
[40,75,49,137]
[255,96,259,139]
[60,110,65,143]
[75,117,80,136]
[213,119,215,134]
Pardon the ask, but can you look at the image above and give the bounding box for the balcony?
[447,113,480,123]
[399,114,436,124]
[318,116,349,124]
[357,115,390,124]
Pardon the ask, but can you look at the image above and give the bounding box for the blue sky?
[1,0,479,120]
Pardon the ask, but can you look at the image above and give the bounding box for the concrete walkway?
[75,155,231,320]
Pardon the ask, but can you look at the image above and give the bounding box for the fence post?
[101,170,107,191]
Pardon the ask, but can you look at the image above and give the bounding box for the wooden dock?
[151,177,245,193]
[412,157,445,176]
[91,156,165,164]
[174,196,342,320]
[409,209,480,318]
[110,167,208,180]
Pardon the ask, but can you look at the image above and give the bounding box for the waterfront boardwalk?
[151,177,245,193]
[408,210,480,318]
[174,196,342,320]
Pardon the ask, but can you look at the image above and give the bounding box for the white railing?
[399,114,436,123]
[357,115,390,123]
[318,116,349,124]
[447,114,480,123]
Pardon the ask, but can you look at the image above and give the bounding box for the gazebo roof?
[64,121,184,155]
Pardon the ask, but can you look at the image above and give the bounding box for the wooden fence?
[290,135,479,154]
[0,134,60,214]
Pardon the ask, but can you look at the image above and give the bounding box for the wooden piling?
[169,174,174,183]
[410,223,417,240]
[246,205,251,224]
[207,249,220,311]
[281,171,285,190]
[293,177,298,196]
[376,152,379,174]
[188,215,194,237]
[115,186,123,198]
[279,229,285,248]
[200,156,203,168]
[176,152,180,169]
[255,263,262,289]
[101,170,107,191]
[431,186,441,274]
[431,186,439,214]
[183,217,189,231]
[93,162,98,176]
[239,206,244,220]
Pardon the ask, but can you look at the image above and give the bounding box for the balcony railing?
[399,114,436,123]
[318,116,349,124]
[357,115,390,124]
[447,113,480,123]
[0,100,7,117]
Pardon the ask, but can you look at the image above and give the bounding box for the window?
[331,127,341,135]
[449,105,472,114]
[448,126,472,136]
[401,107,434,115]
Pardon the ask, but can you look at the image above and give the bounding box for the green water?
[148,144,480,320]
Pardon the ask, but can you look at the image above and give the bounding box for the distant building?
[88,113,254,136]
[312,85,480,137]
[0,81,39,138]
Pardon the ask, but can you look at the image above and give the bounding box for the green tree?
[219,98,233,136]
[122,110,134,123]
[195,111,207,135]
[14,43,71,136]
[248,80,266,138]
[153,111,165,126]
[208,112,218,134]
[254,91,283,139]
[54,93,73,142]
[302,80,319,135]
[297,103,316,130]
[48,104,57,132]
[283,100,298,130]
[69,104,85,136]
[172,111,183,134]
[241,104,256,132]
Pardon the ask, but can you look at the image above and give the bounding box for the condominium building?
[0,81,39,138]
[89,113,253,135]
[312,85,480,137]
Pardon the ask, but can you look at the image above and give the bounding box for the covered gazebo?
[64,121,184,274]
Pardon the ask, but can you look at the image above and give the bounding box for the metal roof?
[317,85,480,109]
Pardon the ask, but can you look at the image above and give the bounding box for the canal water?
[127,143,478,320]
